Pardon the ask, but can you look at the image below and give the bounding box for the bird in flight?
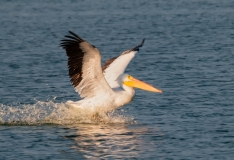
[60,31,162,116]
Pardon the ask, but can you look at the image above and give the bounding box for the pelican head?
[118,74,162,93]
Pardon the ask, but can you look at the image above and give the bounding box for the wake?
[0,100,135,125]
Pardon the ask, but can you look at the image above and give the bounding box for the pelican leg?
[91,112,108,123]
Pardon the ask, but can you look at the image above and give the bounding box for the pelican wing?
[60,31,113,99]
[102,39,145,88]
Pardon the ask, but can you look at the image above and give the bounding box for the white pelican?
[60,31,162,114]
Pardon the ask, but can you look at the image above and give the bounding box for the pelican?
[60,31,162,114]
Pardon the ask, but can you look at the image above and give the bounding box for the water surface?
[1,0,234,159]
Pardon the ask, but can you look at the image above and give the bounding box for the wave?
[0,100,135,125]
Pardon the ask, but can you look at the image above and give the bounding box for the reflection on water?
[64,124,162,159]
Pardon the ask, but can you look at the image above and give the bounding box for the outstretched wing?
[60,31,113,99]
[102,39,145,88]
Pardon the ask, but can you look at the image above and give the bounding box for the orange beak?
[123,76,162,93]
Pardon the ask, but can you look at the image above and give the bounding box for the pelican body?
[60,31,162,114]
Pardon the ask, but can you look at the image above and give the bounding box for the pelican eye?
[127,75,132,80]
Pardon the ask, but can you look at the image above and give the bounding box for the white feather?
[74,42,114,99]
[103,51,137,88]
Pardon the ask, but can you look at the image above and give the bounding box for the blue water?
[1,0,234,159]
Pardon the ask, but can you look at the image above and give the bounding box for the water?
[1,0,234,159]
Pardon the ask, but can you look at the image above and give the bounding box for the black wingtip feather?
[131,38,145,51]
[68,31,84,42]
[60,31,85,49]
[60,31,86,88]
[140,38,145,47]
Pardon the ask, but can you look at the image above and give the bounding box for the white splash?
[0,100,135,125]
